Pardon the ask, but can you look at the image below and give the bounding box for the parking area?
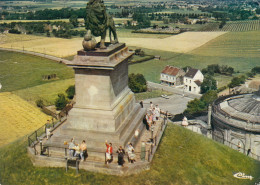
[142,94,193,115]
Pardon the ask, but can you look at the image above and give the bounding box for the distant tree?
[184,98,206,115]
[69,15,78,27]
[184,90,218,115]
[55,93,68,110]
[256,8,260,14]
[219,20,226,29]
[251,66,260,75]
[201,90,218,106]
[46,30,50,37]
[128,73,147,93]
[66,85,75,99]
[201,75,217,94]
[228,76,246,89]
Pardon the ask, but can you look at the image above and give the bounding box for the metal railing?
[28,117,67,154]
[30,113,169,165]
[212,133,260,161]
[146,113,168,162]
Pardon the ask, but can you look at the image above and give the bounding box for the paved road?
[142,94,193,115]
[0,47,70,64]
[147,81,201,99]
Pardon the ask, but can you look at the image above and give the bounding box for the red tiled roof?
[161,66,181,76]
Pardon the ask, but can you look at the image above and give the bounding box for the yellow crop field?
[0,32,226,57]
[0,92,50,146]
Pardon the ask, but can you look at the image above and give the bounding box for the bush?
[55,93,68,110]
[201,75,217,94]
[66,85,75,99]
[228,75,246,88]
[251,66,260,75]
[36,99,44,108]
[128,73,147,93]
[184,90,218,115]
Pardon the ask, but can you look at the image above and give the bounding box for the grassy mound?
[0,50,74,92]
[0,125,259,185]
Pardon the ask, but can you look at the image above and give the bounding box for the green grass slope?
[13,78,75,106]
[0,125,259,185]
[129,31,260,84]
[0,50,74,92]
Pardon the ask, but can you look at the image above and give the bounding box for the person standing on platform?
[140,100,143,108]
[117,146,125,166]
[80,140,87,162]
[155,105,160,120]
[105,140,113,164]
[68,138,75,158]
[150,101,153,110]
[127,143,135,163]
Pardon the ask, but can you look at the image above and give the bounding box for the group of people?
[105,141,136,166]
[68,138,88,162]
[143,102,161,130]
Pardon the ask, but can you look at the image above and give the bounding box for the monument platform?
[45,43,146,161]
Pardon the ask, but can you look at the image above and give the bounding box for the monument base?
[44,43,146,161]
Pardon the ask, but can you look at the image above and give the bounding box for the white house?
[183,68,204,94]
[160,66,185,86]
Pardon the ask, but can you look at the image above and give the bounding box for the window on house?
[194,87,196,92]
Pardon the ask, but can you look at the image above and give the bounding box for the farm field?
[221,20,260,32]
[0,92,50,146]
[190,31,260,58]
[14,78,75,106]
[0,32,226,57]
[129,31,259,83]
[0,50,74,92]
[0,124,259,184]
[199,20,260,32]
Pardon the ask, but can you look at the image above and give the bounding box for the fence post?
[35,131,37,141]
[65,148,67,157]
[34,145,37,155]
[28,137,30,147]
[104,152,107,164]
[141,142,146,161]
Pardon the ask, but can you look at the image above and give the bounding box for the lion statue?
[85,0,118,49]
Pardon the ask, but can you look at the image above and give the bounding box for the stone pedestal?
[46,43,146,157]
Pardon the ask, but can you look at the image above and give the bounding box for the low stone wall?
[28,147,150,176]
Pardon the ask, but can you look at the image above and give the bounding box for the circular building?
[211,89,260,160]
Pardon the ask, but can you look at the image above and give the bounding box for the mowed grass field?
[0,50,74,92]
[13,78,75,106]
[0,92,50,146]
[130,31,260,84]
[0,124,259,185]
